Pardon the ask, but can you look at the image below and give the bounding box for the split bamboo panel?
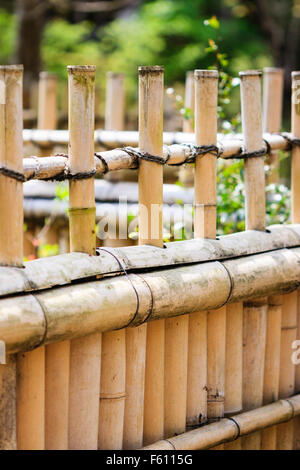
[240,71,267,450]
[67,66,101,450]
[0,65,23,450]
[263,68,284,184]
[291,71,300,450]
[98,72,126,450]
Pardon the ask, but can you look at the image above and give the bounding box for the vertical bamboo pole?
[261,295,282,449]
[240,71,267,450]
[186,70,220,441]
[99,75,127,449]
[224,302,243,450]
[263,68,284,184]
[37,72,57,157]
[10,65,44,451]
[140,66,164,447]
[0,65,23,450]
[141,66,164,446]
[67,66,101,450]
[105,72,125,131]
[261,67,284,450]
[277,291,297,450]
[98,73,126,449]
[123,66,164,449]
[291,71,300,450]
[179,71,194,187]
[38,72,57,130]
[194,70,226,433]
[165,68,194,439]
[38,71,67,450]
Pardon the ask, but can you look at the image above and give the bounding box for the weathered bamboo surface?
[22,132,291,180]
[0,243,300,354]
[1,224,300,297]
[142,394,300,450]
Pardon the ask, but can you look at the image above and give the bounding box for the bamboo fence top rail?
[1,242,300,354]
[21,132,295,181]
[3,224,300,298]
[142,394,300,450]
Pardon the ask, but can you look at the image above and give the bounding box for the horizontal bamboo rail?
[1,223,300,296]
[22,132,293,181]
[142,394,300,450]
[1,235,300,354]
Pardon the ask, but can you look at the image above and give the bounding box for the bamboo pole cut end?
[263,67,284,75]
[194,69,218,79]
[240,70,262,78]
[138,66,164,75]
[0,65,23,72]
[67,65,96,74]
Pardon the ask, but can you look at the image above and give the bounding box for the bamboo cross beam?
[1,245,300,355]
[22,126,295,149]
[21,132,293,181]
[0,65,23,450]
[142,394,300,450]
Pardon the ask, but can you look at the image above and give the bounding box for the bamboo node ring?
[226,417,241,440]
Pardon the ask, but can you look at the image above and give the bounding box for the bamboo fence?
[0,64,300,451]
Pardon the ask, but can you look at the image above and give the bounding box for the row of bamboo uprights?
[0,63,299,451]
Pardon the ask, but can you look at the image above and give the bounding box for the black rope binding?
[277,132,300,150]
[229,147,267,160]
[120,146,166,165]
[170,143,221,166]
[94,153,109,174]
[0,166,26,182]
